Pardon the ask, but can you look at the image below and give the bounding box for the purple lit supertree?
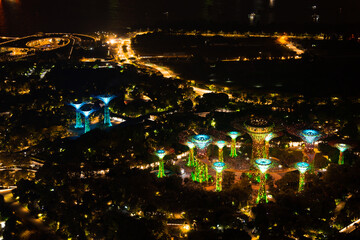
[244,118,274,164]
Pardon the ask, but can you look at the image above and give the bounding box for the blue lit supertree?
[299,129,322,163]
[255,158,272,203]
[69,102,86,128]
[96,95,116,127]
[80,110,95,133]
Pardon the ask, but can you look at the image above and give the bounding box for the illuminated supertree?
[69,102,86,128]
[244,118,274,164]
[155,150,167,178]
[213,162,226,191]
[80,109,95,133]
[96,95,116,127]
[192,134,212,183]
[186,141,196,167]
[299,129,322,164]
[215,140,226,162]
[228,132,240,157]
[335,143,350,165]
[255,158,272,203]
[295,162,310,192]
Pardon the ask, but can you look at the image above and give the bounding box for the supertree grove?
[186,141,196,167]
[69,102,86,128]
[255,158,272,203]
[227,132,240,157]
[295,162,310,192]
[192,134,212,183]
[80,109,95,134]
[215,140,226,162]
[334,143,350,165]
[155,150,167,178]
[96,95,116,127]
[213,162,226,191]
[244,118,274,164]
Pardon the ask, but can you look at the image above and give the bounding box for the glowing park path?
[339,218,360,234]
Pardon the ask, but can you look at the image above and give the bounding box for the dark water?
[1,0,360,36]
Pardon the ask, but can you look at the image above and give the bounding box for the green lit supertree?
[228,132,240,157]
[215,140,226,162]
[213,162,226,191]
[192,134,212,183]
[155,150,166,178]
[186,141,196,167]
[295,162,310,192]
[244,118,273,165]
[255,158,272,203]
[335,143,350,165]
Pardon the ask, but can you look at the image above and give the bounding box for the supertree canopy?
[255,158,272,203]
[69,102,86,128]
[80,109,95,134]
[192,134,212,158]
[97,95,116,127]
[191,134,212,183]
[215,140,226,162]
[300,129,322,145]
[186,141,196,167]
[228,131,240,157]
[155,150,167,178]
[295,162,310,192]
[213,162,226,192]
[244,118,274,164]
[335,143,350,165]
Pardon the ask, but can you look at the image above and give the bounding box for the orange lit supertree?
[244,118,274,165]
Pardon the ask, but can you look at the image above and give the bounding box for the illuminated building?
[69,102,86,128]
[186,141,195,167]
[80,110,95,133]
[299,129,322,163]
[215,140,226,162]
[213,162,226,192]
[244,118,274,164]
[335,143,350,165]
[155,150,166,178]
[228,132,240,157]
[96,95,116,127]
[255,158,272,203]
[192,135,212,183]
[295,162,310,192]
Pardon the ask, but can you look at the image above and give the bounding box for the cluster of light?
[97,95,116,106]
[265,133,275,142]
[335,143,349,152]
[255,159,272,173]
[186,141,195,149]
[300,129,321,144]
[296,162,310,173]
[228,131,240,139]
[155,150,166,159]
[192,135,212,149]
[215,140,226,148]
[213,162,226,173]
